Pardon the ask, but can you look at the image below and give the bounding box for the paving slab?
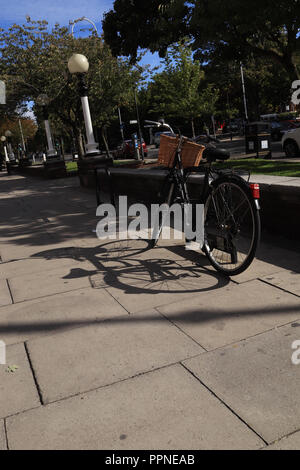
[0,343,40,419]
[220,242,300,284]
[177,236,300,285]
[44,214,98,240]
[232,259,285,284]
[0,420,6,450]
[265,431,300,450]
[0,287,128,346]
[8,261,95,302]
[159,241,300,285]
[250,175,298,185]
[157,279,300,350]
[90,249,213,289]
[0,239,80,263]
[6,364,263,450]
[260,270,300,297]
[183,323,300,443]
[74,241,188,270]
[105,256,230,313]
[257,243,300,271]
[0,256,96,280]
[278,179,300,187]
[0,221,46,242]
[0,280,12,307]
[26,310,204,404]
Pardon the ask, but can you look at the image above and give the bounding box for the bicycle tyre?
[202,175,260,276]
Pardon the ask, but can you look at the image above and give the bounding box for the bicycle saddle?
[203,146,230,162]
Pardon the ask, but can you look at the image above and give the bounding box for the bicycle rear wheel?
[203,176,260,276]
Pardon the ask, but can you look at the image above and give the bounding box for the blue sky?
[0,0,162,70]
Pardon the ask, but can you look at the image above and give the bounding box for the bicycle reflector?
[250,183,260,199]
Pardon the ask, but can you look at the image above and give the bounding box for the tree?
[103,0,300,81]
[0,117,37,148]
[0,19,144,155]
[147,42,218,136]
[204,57,292,121]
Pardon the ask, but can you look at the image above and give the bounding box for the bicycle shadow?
[31,238,230,295]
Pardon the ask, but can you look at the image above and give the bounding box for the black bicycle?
[148,122,261,276]
[95,124,261,277]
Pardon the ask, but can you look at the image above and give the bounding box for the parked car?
[269,120,300,142]
[114,139,148,159]
[282,127,300,157]
[222,123,239,134]
[153,131,175,148]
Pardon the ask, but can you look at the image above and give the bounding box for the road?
[146,137,288,160]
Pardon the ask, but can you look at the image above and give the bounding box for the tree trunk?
[281,55,300,82]
[60,137,65,159]
[191,118,196,139]
[74,128,85,158]
[101,127,111,158]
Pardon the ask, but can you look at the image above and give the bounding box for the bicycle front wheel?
[203,176,260,276]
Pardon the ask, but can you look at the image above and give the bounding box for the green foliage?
[147,42,218,135]
[0,19,144,153]
[0,117,37,143]
[103,1,300,80]
[204,56,293,120]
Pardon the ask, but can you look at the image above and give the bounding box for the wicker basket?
[158,134,205,168]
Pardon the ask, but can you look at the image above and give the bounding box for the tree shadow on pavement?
[0,303,299,337]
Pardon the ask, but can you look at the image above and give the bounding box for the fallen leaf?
[5,365,19,373]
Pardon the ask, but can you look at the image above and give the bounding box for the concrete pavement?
[0,171,300,450]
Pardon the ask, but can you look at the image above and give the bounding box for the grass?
[65,157,300,177]
[113,159,139,166]
[214,158,300,177]
[65,159,138,171]
[66,161,78,172]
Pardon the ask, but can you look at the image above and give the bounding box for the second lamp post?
[67,53,99,156]
[36,94,58,159]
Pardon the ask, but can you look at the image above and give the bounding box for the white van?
[282,128,300,157]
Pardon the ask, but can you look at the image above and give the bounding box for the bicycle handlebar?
[144,120,174,133]
[144,120,220,144]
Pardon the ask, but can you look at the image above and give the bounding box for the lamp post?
[18,119,26,153]
[36,94,66,177]
[67,53,99,156]
[240,63,249,123]
[1,136,11,174]
[67,53,113,187]
[69,17,99,37]
[1,136,8,161]
[36,94,58,159]
[4,130,15,161]
[134,89,144,161]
